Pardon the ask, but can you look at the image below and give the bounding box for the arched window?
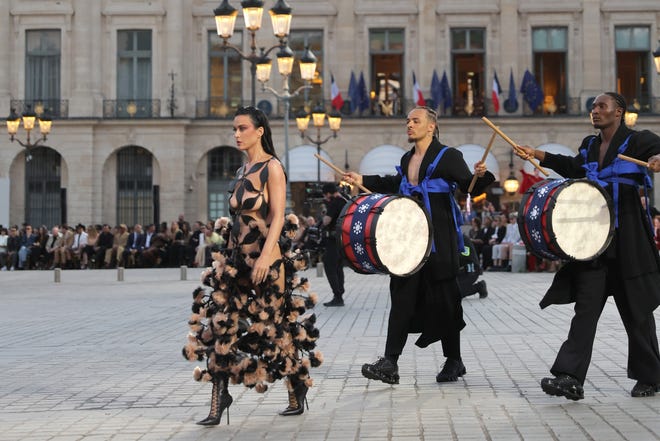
[25,147,61,228]
[117,146,153,226]
[208,147,243,220]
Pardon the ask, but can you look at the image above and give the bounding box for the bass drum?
[518,178,614,261]
[337,193,432,276]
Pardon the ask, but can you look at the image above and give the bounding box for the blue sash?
[396,147,463,252]
[580,134,652,228]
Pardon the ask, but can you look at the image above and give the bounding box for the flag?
[348,71,357,113]
[504,68,518,112]
[491,70,502,114]
[412,71,426,106]
[520,69,544,112]
[330,73,344,111]
[519,169,544,194]
[357,71,370,113]
[430,69,442,111]
[439,70,453,113]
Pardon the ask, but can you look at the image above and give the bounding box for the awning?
[283,145,335,182]
[523,143,576,179]
[358,145,407,176]
[455,144,500,178]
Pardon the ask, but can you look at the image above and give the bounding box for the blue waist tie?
[581,134,652,228]
[396,147,463,252]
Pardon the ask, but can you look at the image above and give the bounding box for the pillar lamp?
[653,39,660,75]
[503,150,520,194]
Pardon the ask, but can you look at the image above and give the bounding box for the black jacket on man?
[363,138,494,348]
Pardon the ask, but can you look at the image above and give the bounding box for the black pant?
[458,271,479,297]
[551,263,660,384]
[385,268,461,361]
[322,238,344,298]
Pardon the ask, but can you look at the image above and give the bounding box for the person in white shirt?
[72,224,89,269]
[491,213,522,270]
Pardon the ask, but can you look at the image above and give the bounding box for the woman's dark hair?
[604,92,626,123]
[234,106,278,159]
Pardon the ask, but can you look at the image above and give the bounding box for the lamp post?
[255,45,317,203]
[625,105,639,128]
[213,0,293,106]
[503,150,519,195]
[6,106,52,160]
[296,104,341,183]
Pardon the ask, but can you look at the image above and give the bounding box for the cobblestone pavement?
[0,266,659,441]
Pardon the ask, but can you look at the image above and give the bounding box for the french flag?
[412,71,426,106]
[330,73,344,111]
[492,70,502,114]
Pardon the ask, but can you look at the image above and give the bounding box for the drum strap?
[396,147,464,252]
[581,134,652,228]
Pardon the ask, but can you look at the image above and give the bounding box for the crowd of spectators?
[0,214,230,271]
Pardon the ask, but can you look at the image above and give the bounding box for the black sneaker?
[631,381,660,397]
[541,374,584,400]
[436,358,466,382]
[323,297,344,307]
[361,357,399,384]
[477,280,488,298]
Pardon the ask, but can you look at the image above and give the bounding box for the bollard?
[316,262,324,277]
[54,268,61,283]
[117,267,124,281]
[180,265,187,281]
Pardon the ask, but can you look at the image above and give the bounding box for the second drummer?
[514,92,660,400]
[343,106,494,385]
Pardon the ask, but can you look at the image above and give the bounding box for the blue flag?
[506,68,518,112]
[520,69,544,111]
[348,71,358,113]
[439,70,453,113]
[430,70,442,110]
[357,71,370,113]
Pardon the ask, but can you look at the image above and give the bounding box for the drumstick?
[617,153,649,168]
[467,131,497,193]
[481,117,550,176]
[314,153,372,194]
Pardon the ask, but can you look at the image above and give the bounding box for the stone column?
[0,5,11,112]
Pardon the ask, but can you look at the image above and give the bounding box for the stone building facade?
[1,0,660,228]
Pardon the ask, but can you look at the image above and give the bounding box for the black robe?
[539,124,660,323]
[363,139,494,346]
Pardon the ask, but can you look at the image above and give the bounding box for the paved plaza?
[0,266,659,441]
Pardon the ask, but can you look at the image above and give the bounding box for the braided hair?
[413,106,440,139]
[234,106,279,159]
[603,92,627,124]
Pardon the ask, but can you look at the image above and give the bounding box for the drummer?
[514,92,660,400]
[344,106,494,385]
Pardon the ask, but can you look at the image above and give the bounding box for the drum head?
[374,196,431,276]
[550,181,613,260]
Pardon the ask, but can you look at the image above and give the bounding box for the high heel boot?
[279,377,309,416]
[197,378,233,426]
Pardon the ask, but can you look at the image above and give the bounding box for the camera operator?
[320,183,346,307]
[299,216,321,266]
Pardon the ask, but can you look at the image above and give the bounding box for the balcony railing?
[103,99,161,118]
[10,99,69,119]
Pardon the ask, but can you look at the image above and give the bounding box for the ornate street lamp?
[297,104,341,183]
[625,105,639,128]
[6,106,52,156]
[213,0,293,106]
[258,44,317,199]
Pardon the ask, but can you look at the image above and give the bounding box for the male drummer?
[515,92,660,399]
[343,106,495,384]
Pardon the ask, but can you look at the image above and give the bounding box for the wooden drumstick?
[617,153,649,168]
[481,116,550,176]
[314,153,372,194]
[467,131,497,194]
